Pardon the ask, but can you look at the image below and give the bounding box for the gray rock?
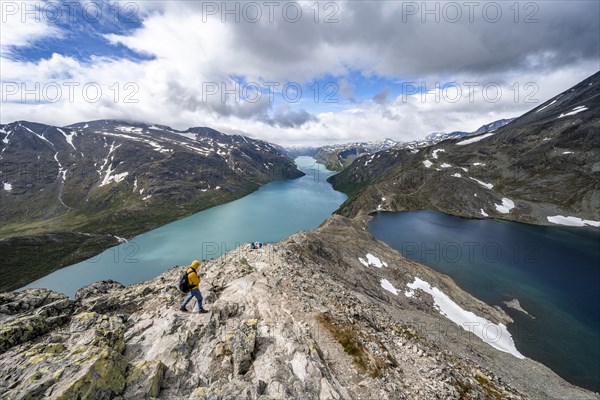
[225,319,258,375]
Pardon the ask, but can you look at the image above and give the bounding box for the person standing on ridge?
[180,260,208,314]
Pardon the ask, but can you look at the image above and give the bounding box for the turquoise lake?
[22,157,347,297]
[368,210,600,392]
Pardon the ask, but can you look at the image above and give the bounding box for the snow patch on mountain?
[535,99,557,113]
[116,126,143,134]
[57,128,77,150]
[23,125,54,146]
[359,254,388,268]
[494,198,515,214]
[405,277,524,358]
[558,106,588,119]
[380,279,399,295]
[432,149,445,159]
[469,177,493,189]
[53,152,67,181]
[547,215,600,227]
[456,133,494,146]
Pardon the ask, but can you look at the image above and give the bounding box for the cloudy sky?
[1,0,599,145]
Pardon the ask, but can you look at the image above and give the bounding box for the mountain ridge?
[328,71,600,227]
[293,118,515,172]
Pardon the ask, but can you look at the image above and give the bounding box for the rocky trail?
[1,216,597,399]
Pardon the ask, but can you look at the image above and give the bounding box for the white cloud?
[0,0,63,50]
[1,1,598,145]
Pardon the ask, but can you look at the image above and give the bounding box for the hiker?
[180,260,208,314]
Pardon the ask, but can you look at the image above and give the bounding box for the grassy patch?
[393,325,420,341]
[316,313,394,378]
[0,232,118,292]
[474,372,504,400]
[454,378,473,399]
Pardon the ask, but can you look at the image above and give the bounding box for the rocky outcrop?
[225,319,258,375]
[0,289,75,354]
[0,216,597,399]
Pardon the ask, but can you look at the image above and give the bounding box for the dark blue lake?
[368,210,600,392]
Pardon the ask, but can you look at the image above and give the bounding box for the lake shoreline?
[18,157,347,297]
[367,210,600,392]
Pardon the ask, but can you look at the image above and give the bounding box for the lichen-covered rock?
[225,319,258,375]
[0,295,75,354]
[51,346,127,400]
[0,289,69,316]
[68,312,126,352]
[124,359,166,399]
[0,313,127,399]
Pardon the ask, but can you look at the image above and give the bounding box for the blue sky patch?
[5,0,153,63]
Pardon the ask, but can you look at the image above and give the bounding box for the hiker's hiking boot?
[179,306,188,312]
[199,309,209,314]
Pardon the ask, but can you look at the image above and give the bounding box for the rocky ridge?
[0,215,596,399]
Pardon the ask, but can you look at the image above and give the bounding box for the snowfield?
[380,279,399,295]
[57,128,77,150]
[359,254,388,268]
[535,99,557,113]
[558,105,588,119]
[405,277,524,358]
[547,215,600,227]
[469,177,494,189]
[457,133,494,146]
[432,149,445,159]
[494,198,515,214]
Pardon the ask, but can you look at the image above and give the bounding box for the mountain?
[471,118,515,135]
[298,119,514,172]
[0,120,303,291]
[313,138,402,171]
[285,145,321,158]
[0,215,596,399]
[329,72,600,227]
[408,118,516,151]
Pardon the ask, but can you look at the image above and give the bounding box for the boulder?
[224,319,258,375]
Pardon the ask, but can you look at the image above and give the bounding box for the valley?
[0,121,303,291]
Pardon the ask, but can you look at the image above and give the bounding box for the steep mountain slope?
[0,216,596,399]
[329,72,600,227]
[0,120,303,290]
